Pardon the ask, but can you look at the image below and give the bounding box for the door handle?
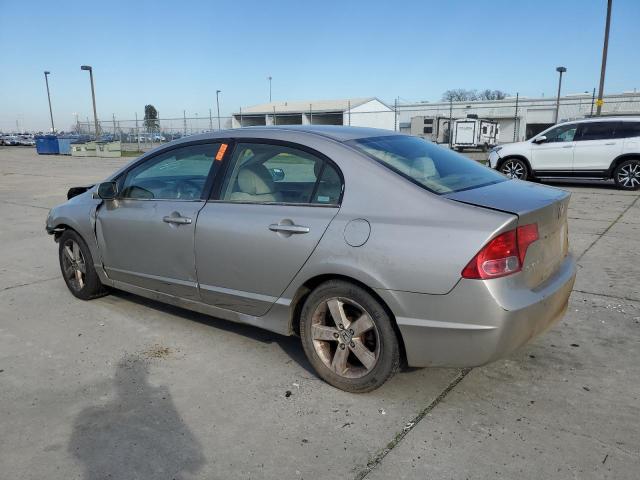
[269,224,310,234]
[163,215,192,225]
[604,142,616,145]
[562,145,573,149]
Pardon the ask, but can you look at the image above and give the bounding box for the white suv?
[488,117,640,190]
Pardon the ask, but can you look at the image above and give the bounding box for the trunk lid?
[445,179,570,288]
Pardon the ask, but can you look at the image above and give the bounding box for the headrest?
[237,164,275,195]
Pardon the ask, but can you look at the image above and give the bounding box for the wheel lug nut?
[333,332,339,339]
[350,341,355,348]
[349,329,354,335]
[339,324,344,330]
[339,343,346,350]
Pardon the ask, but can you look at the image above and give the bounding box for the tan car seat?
[229,164,282,202]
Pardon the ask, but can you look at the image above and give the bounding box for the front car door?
[194,141,343,316]
[96,142,225,300]
[573,121,623,172]
[530,123,578,172]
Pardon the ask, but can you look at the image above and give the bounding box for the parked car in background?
[17,135,35,146]
[46,126,575,392]
[489,117,640,190]
[1,135,19,146]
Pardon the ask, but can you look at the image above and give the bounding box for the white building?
[232,97,395,130]
[397,92,640,144]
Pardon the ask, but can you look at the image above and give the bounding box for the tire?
[613,159,640,190]
[500,157,529,180]
[299,280,400,393]
[58,230,108,300]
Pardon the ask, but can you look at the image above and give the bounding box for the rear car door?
[573,121,623,172]
[530,123,577,172]
[194,141,343,316]
[96,142,224,300]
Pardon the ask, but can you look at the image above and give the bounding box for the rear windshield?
[348,135,506,194]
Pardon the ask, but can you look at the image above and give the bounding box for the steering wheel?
[175,179,202,199]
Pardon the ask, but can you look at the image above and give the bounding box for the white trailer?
[452,118,499,151]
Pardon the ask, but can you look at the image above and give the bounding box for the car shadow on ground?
[109,290,317,376]
[68,354,206,480]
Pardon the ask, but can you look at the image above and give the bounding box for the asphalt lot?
[1,147,638,479]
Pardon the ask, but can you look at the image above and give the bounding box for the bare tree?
[442,89,509,102]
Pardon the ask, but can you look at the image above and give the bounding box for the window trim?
[208,138,345,207]
[575,121,615,142]
[113,139,229,202]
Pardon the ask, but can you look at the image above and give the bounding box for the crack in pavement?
[572,289,639,303]
[576,194,640,263]
[0,276,59,293]
[0,199,51,210]
[354,368,471,480]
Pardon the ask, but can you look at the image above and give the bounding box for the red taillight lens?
[462,224,539,280]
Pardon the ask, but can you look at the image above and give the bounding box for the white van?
[452,118,499,151]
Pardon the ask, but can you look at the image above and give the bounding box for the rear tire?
[500,158,529,180]
[299,280,400,393]
[613,159,640,190]
[58,230,108,300]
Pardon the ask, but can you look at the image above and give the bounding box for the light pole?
[216,90,221,130]
[554,66,567,124]
[268,76,272,102]
[80,65,100,138]
[43,71,55,133]
[596,0,613,116]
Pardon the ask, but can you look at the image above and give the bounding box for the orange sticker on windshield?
[215,143,228,161]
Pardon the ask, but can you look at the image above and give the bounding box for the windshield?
[348,135,506,194]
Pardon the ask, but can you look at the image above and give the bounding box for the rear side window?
[348,135,505,194]
[613,122,640,139]
[576,122,615,141]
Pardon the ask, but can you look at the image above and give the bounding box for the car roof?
[175,125,402,144]
[562,116,640,125]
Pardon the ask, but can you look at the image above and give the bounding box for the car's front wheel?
[613,159,640,190]
[500,158,529,180]
[299,280,400,393]
[58,230,108,300]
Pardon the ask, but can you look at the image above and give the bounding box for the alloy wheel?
[61,239,86,291]
[617,162,640,189]
[310,297,380,379]
[501,160,526,179]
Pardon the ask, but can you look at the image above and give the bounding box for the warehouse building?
[232,97,394,130]
[397,91,640,144]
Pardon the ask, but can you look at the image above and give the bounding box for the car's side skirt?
[534,169,610,179]
[108,278,294,336]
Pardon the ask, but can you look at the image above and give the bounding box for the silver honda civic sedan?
[46,126,576,392]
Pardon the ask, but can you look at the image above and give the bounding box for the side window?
[544,124,577,143]
[613,122,640,139]
[220,143,342,205]
[576,122,615,141]
[120,143,222,200]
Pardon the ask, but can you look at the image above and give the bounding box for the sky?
[1,0,639,132]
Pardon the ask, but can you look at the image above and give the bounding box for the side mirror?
[269,168,285,181]
[533,135,547,144]
[96,181,118,200]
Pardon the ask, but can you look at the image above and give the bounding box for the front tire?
[299,280,400,393]
[613,159,640,190]
[500,158,529,180]
[58,230,108,300]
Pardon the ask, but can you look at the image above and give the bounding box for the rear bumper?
[376,255,576,368]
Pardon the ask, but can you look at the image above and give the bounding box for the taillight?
[462,224,539,280]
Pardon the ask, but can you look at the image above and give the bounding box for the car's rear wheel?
[500,158,528,180]
[613,159,640,190]
[58,230,108,300]
[299,280,400,393]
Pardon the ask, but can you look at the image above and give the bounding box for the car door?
[530,123,578,172]
[573,121,624,172]
[96,142,225,300]
[194,140,343,316]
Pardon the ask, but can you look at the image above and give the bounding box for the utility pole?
[239,107,243,128]
[80,65,100,138]
[554,66,567,124]
[590,87,596,116]
[112,114,116,139]
[394,97,398,131]
[216,90,221,130]
[348,100,351,126]
[268,76,272,102]
[513,93,519,142]
[183,110,187,136]
[448,98,453,148]
[209,108,213,131]
[596,0,613,116]
[273,105,277,126]
[135,112,140,151]
[309,104,313,124]
[43,71,55,133]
